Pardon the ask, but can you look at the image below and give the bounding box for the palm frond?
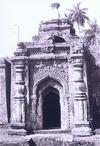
[65,2,89,28]
[83,20,100,47]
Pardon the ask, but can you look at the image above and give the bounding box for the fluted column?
[70,51,91,136]
[11,42,27,134]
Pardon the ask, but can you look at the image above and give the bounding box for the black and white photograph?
[0,0,100,145]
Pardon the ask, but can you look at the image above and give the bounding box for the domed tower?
[10,2,91,136]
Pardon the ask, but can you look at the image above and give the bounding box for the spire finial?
[51,1,60,18]
[51,1,60,9]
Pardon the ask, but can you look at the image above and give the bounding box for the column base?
[72,127,92,136]
[8,127,26,136]
[10,122,25,129]
[95,129,100,135]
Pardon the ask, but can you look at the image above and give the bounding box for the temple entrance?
[43,89,61,129]
[35,78,64,130]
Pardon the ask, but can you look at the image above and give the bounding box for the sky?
[0,0,100,57]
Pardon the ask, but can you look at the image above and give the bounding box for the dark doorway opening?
[43,91,61,129]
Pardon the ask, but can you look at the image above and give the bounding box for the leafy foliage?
[66,2,89,27]
[83,20,100,47]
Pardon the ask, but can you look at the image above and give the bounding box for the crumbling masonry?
[0,18,100,136]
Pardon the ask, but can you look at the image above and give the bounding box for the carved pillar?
[70,50,91,136]
[10,42,27,135]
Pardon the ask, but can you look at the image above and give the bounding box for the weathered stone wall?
[86,50,100,129]
[0,18,93,137]
[0,59,11,125]
[11,62,16,125]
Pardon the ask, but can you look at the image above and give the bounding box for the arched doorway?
[42,87,61,129]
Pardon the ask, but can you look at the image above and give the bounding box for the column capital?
[11,56,28,63]
[12,42,28,65]
[70,53,84,65]
[14,42,26,57]
[0,59,6,68]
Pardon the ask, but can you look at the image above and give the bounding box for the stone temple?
[0,17,100,137]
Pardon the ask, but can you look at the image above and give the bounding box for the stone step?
[0,132,98,146]
[25,133,93,146]
[34,129,70,134]
[8,128,26,136]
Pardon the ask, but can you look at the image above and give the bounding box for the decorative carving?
[35,60,68,69]
[34,66,66,84]
[28,58,70,130]
[11,43,27,128]
[35,61,45,68]
[40,46,54,53]
[0,14,92,135]
[71,39,84,55]
[33,60,68,86]
[72,48,83,54]
[70,57,84,65]
[14,84,26,97]
[50,31,62,37]
[71,50,89,131]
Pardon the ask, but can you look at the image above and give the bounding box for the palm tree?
[83,20,100,47]
[65,2,89,36]
[83,20,100,64]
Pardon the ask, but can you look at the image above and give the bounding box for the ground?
[0,128,100,146]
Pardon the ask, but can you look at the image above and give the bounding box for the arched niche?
[48,35,66,43]
[30,76,70,131]
[34,77,64,129]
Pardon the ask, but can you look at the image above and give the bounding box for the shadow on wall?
[5,60,11,123]
[85,48,100,130]
[28,138,37,146]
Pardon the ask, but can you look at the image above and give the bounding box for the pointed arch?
[35,76,63,101]
[34,75,65,95]
[33,76,63,129]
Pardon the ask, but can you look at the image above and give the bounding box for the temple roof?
[31,18,77,46]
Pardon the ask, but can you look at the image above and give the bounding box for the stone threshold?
[33,128,70,134]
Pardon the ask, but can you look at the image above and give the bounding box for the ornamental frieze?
[34,60,68,70]
[40,46,54,53]
[33,65,68,86]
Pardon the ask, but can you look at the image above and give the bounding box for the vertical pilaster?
[10,42,27,135]
[70,50,91,136]
[0,60,8,125]
[30,94,37,131]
